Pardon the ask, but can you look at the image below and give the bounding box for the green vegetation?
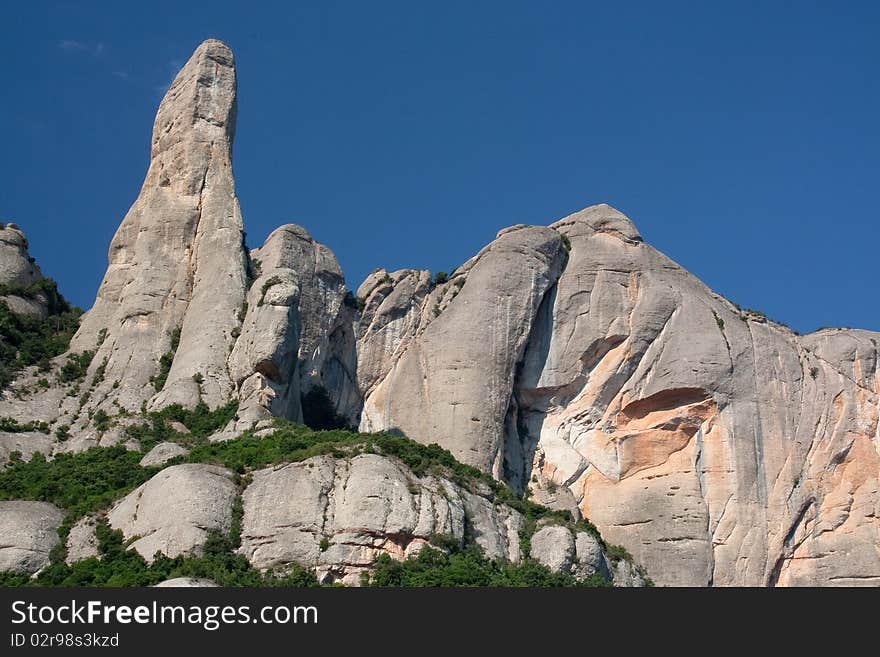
[0,402,642,587]
[604,543,633,564]
[92,409,110,432]
[0,520,319,588]
[0,278,71,316]
[257,276,283,307]
[150,327,181,391]
[59,351,94,383]
[560,233,572,252]
[0,447,156,519]
[123,401,239,451]
[0,417,50,433]
[712,310,725,332]
[364,544,609,587]
[433,271,448,285]
[0,278,82,390]
[809,366,819,380]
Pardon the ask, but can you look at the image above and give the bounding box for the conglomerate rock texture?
[1,39,877,587]
[357,203,880,586]
[0,501,65,574]
[0,224,49,319]
[69,39,247,416]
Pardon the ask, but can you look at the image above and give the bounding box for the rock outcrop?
[67,38,247,418]
[107,463,236,561]
[239,452,523,585]
[0,501,65,574]
[529,524,615,583]
[359,226,567,478]
[154,577,219,587]
[0,223,49,319]
[2,37,877,588]
[65,515,100,564]
[229,224,359,429]
[0,431,53,468]
[139,441,189,467]
[356,203,880,587]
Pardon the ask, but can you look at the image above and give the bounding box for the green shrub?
[0,287,82,390]
[150,327,181,391]
[258,276,282,307]
[59,351,94,383]
[433,271,448,285]
[0,446,156,519]
[0,417,50,433]
[364,544,609,587]
[124,401,238,451]
[92,409,110,432]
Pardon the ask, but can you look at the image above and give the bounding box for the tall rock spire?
[70,39,247,412]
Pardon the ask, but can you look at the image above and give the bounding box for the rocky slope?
[358,204,880,586]
[1,39,877,587]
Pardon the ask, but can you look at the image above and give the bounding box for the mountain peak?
[551,203,642,243]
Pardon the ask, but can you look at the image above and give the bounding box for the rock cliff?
[1,39,877,587]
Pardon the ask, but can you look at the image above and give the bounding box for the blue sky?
[2,1,877,333]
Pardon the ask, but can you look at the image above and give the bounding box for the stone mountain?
[1,39,877,587]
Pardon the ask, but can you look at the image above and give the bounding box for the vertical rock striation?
[356,203,879,586]
[69,39,247,414]
[359,225,567,477]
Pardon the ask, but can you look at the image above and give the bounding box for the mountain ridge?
[1,39,877,587]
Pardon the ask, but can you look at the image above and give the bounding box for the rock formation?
[0,501,65,574]
[105,463,237,561]
[0,223,49,319]
[359,225,567,479]
[68,38,247,416]
[230,224,359,430]
[357,203,880,587]
[1,38,877,588]
[239,452,524,585]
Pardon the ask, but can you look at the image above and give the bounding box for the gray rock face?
[68,39,247,417]
[359,225,567,478]
[0,501,65,574]
[243,225,360,426]
[529,525,576,573]
[528,524,614,582]
[357,203,879,587]
[0,432,53,469]
[65,515,100,564]
[239,453,522,585]
[139,442,189,467]
[356,268,433,403]
[107,463,236,561]
[0,224,49,319]
[154,577,219,587]
[0,224,42,289]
